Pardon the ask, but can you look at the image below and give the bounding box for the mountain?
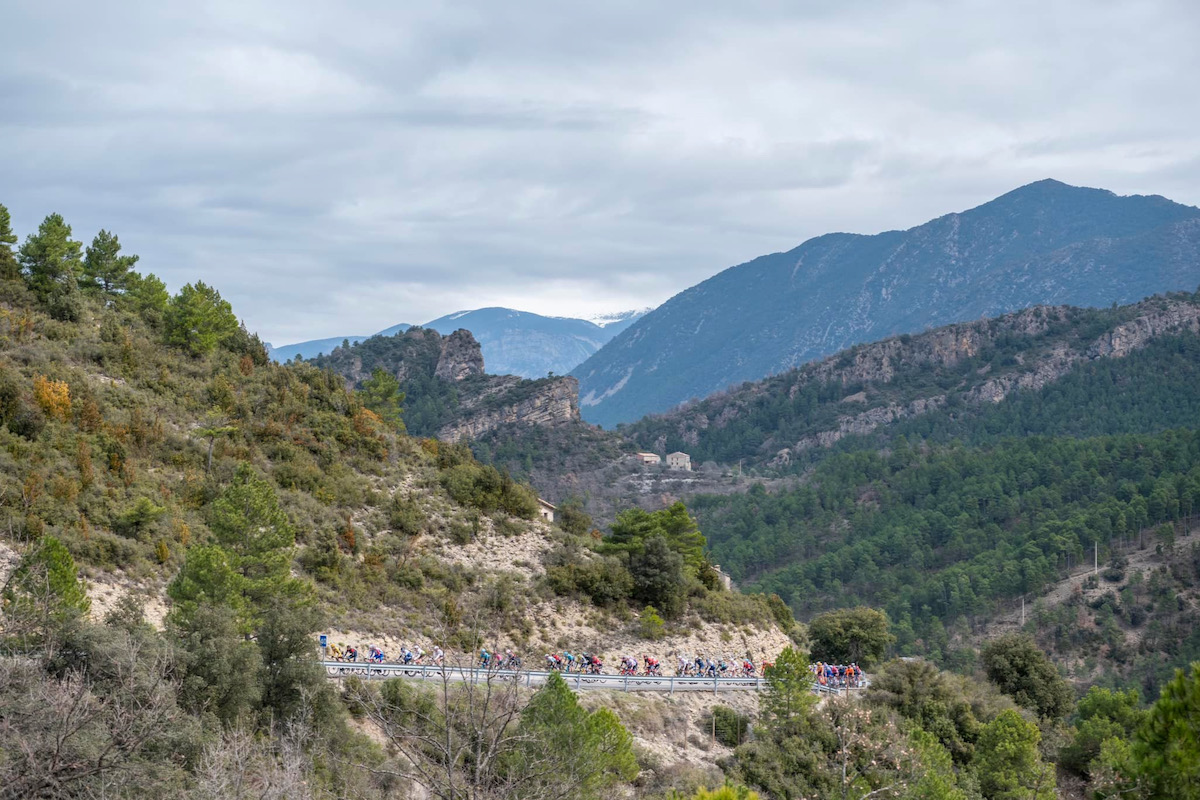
[573,179,1200,427]
[423,307,648,378]
[269,308,651,377]
[309,326,583,441]
[626,291,1200,470]
[266,324,410,362]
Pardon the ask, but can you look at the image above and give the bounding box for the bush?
[638,605,666,640]
[710,706,751,747]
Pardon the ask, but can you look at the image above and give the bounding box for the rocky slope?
[626,292,1200,469]
[311,326,582,441]
[574,179,1200,427]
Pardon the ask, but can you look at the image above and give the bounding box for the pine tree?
[17,213,82,301]
[165,281,239,356]
[0,203,18,280]
[82,229,139,294]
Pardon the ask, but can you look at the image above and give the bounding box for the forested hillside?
[627,292,1200,471]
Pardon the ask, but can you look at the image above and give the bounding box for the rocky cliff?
[311,326,580,441]
[625,292,1200,468]
[438,376,580,442]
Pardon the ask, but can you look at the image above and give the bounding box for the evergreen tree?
[1130,662,1200,798]
[165,280,239,356]
[358,367,405,432]
[761,645,817,727]
[206,464,308,618]
[807,607,894,668]
[82,229,139,294]
[981,634,1073,721]
[17,213,82,301]
[507,671,638,799]
[3,536,91,625]
[975,710,1056,800]
[0,203,18,280]
[629,534,687,618]
[125,271,169,322]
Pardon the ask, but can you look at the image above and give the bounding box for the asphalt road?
[321,661,843,695]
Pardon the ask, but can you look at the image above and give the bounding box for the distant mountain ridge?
[572,179,1200,427]
[268,307,649,378]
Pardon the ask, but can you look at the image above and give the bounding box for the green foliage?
[125,271,169,320]
[81,229,139,295]
[975,709,1056,800]
[116,496,167,539]
[174,603,262,726]
[4,536,91,623]
[609,502,707,573]
[638,604,666,640]
[711,706,752,747]
[1061,686,1144,776]
[358,367,406,432]
[18,212,82,302]
[165,280,239,356]
[439,461,538,519]
[557,497,593,536]
[693,428,1200,664]
[1128,662,1200,799]
[867,658,986,764]
[509,671,638,798]
[980,634,1073,721]
[629,534,687,619]
[761,646,817,727]
[807,606,893,668]
[0,203,18,280]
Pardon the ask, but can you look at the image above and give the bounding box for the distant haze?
[3,2,1199,343]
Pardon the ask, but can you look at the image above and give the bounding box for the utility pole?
[1094,541,1099,574]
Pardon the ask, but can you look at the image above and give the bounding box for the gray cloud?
[2,0,1199,344]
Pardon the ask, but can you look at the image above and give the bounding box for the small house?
[537,498,556,523]
[666,451,692,471]
[636,452,661,466]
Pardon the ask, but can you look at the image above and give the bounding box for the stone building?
[666,451,692,471]
[537,498,556,523]
[635,452,661,465]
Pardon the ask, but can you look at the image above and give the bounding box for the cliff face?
[311,326,579,441]
[438,376,580,442]
[626,293,1200,467]
[434,329,485,382]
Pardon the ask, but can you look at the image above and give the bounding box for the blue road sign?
[319,635,328,648]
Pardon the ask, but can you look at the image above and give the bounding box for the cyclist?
[480,648,492,668]
[402,647,415,665]
[329,643,344,661]
[346,645,358,663]
[431,645,444,666]
[563,651,576,673]
[644,654,661,676]
[413,645,426,664]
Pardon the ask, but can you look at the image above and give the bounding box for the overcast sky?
[3,1,1199,344]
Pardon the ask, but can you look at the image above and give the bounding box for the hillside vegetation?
[0,205,794,799]
[627,292,1200,471]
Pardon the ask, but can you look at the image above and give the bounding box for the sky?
[3,1,1200,346]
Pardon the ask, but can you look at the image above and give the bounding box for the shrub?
[710,706,751,747]
[32,375,71,421]
[638,605,666,640]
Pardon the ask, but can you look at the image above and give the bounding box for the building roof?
[667,451,690,458]
[537,498,556,510]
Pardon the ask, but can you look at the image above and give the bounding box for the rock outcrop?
[435,329,485,381]
[438,376,580,442]
[625,293,1200,468]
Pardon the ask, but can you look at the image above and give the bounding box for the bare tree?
[0,633,181,800]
